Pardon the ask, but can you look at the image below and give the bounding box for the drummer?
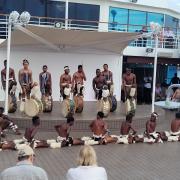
[18,59,33,101]
[1,59,16,94]
[60,66,72,100]
[72,65,86,96]
[101,64,113,95]
[122,68,136,100]
[39,65,52,98]
[0,107,21,137]
[92,69,107,100]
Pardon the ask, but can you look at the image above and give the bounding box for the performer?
[144,112,162,143]
[60,66,72,100]
[72,65,86,96]
[101,64,113,95]
[14,116,49,149]
[89,111,117,144]
[92,69,107,100]
[160,112,180,142]
[117,113,137,144]
[122,68,136,99]
[172,87,180,102]
[1,59,16,92]
[39,65,52,98]
[53,116,84,148]
[0,107,21,137]
[18,59,33,100]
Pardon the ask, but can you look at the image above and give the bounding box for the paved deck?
[0,102,179,180]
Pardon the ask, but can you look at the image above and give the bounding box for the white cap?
[18,145,35,157]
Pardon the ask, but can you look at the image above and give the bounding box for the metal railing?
[0,13,180,50]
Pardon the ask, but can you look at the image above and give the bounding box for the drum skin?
[108,95,117,112]
[8,95,17,113]
[24,99,40,117]
[62,99,75,118]
[42,96,53,112]
[97,99,110,117]
[74,96,83,113]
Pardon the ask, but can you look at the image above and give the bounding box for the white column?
[98,1,109,32]
[152,35,158,113]
[4,23,12,114]
[65,0,69,29]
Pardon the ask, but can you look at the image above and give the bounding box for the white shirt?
[66,166,108,180]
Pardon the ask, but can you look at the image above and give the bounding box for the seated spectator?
[164,27,175,48]
[66,145,108,180]
[155,83,163,101]
[0,144,48,180]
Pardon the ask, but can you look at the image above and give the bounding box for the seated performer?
[122,68,136,100]
[0,107,21,137]
[52,116,84,148]
[60,66,72,100]
[18,59,33,100]
[101,64,113,95]
[116,113,137,144]
[39,65,52,98]
[14,116,48,149]
[160,112,180,142]
[93,69,107,100]
[89,112,117,144]
[144,112,162,143]
[172,88,180,102]
[72,65,86,96]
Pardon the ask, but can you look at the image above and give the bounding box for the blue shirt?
[0,160,48,180]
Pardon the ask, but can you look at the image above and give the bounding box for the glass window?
[165,15,178,30]
[46,1,65,18]
[3,0,25,14]
[109,7,128,31]
[129,10,146,32]
[147,12,164,26]
[68,3,100,29]
[24,0,46,17]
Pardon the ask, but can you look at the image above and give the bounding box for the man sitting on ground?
[88,111,117,145]
[116,113,137,144]
[0,107,21,137]
[144,112,162,143]
[160,112,180,142]
[51,116,84,148]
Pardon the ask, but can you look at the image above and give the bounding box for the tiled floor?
[0,101,179,180]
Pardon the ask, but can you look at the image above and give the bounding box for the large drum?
[62,99,75,118]
[24,99,43,117]
[8,94,17,113]
[97,99,111,117]
[125,98,136,116]
[108,95,117,112]
[42,96,53,112]
[74,96,84,113]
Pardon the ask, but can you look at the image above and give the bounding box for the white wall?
[0,48,122,101]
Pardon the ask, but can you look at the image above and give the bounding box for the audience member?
[0,145,48,180]
[164,27,175,48]
[66,145,108,180]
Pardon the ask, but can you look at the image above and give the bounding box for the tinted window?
[165,15,178,30]
[147,12,164,26]
[129,10,146,32]
[109,7,128,31]
[68,3,100,29]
